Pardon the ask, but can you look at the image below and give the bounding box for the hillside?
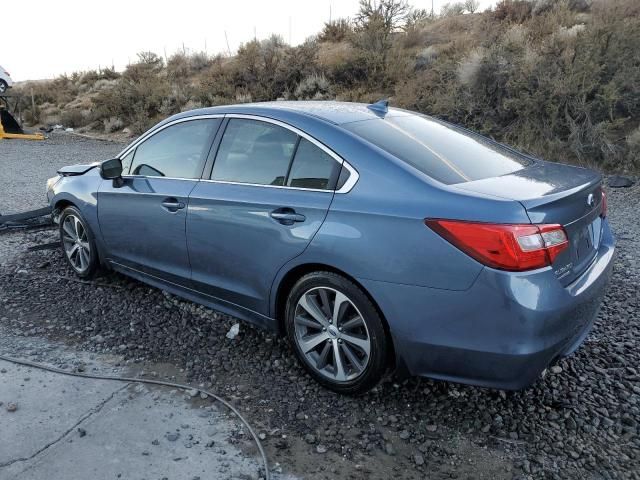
[14,0,640,172]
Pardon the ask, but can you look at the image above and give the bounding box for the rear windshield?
[343,114,532,184]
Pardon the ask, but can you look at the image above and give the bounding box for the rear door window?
[343,115,531,184]
[212,119,298,186]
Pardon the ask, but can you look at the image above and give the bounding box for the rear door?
[187,116,342,315]
[98,118,221,285]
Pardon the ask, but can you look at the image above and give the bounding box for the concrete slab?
[0,329,272,480]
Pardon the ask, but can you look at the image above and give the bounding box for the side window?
[129,119,219,179]
[286,138,338,190]
[120,150,134,175]
[211,119,298,186]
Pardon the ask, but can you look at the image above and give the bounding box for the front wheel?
[285,272,389,394]
[59,206,99,278]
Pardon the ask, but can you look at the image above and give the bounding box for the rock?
[316,444,327,454]
[6,402,17,412]
[399,430,410,440]
[187,388,199,397]
[166,432,180,442]
[550,365,563,374]
[414,453,425,466]
[226,323,240,339]
[77,428,87,437]
[385,442,396,455]
[608,175,635,188]
[304,434,316,444]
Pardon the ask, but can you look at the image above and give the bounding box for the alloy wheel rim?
[294,287,371,382]
[61,215,91,273]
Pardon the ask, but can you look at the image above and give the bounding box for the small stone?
[151,439,160,446]
[166,432,180,442]
[425,424,437,432]
[551,366,563,374]
[187,389,199,398]
[316,444,327,454]
[77,428,87,437]
[304,434,316,444]
[6,403,17,412]
[414,453,425,466]
[399,430,410,440]
[385,442,396,455]
[226,323,240,339]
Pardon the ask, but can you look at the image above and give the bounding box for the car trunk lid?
[454,161,604,285]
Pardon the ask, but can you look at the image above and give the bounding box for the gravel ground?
[0,133,124,214]
[0,135,638,479]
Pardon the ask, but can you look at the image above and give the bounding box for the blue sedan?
[47,101,615,394]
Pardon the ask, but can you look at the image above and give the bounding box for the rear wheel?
[0,80,7,94]
[59,206,99,279]
[285,272,388,394]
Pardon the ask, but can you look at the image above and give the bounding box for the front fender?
[49,170,106,262]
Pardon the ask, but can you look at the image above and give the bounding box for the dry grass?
[14,0,640,172]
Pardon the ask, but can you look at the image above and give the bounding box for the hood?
[57,162,100,176]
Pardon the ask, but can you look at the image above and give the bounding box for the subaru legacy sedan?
[47,101,615,394]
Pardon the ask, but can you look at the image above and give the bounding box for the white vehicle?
[0,65,14,94]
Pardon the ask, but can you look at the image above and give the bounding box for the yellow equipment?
[0,121,44,140]
[0,102,44,140]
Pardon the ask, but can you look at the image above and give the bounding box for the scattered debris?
[6,402,17,412]
[226,323,240,340]
[608,175,635,188]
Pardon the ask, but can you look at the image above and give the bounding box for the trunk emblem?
[587,193,595,207]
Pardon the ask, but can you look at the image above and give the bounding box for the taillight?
[601,190,607,218]
[425,219,569,272]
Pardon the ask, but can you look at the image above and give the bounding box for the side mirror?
[100,158,124,187]
[101,158,123,179]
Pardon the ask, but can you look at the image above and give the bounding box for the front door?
[187,117,342,316]
[98,118,221,285]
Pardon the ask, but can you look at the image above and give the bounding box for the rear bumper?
[359,220,615,390]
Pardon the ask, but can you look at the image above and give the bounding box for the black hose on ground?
[0,355,270,480]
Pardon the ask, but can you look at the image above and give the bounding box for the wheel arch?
[272,262,397,370]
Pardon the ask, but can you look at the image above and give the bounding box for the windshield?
[343,114,532,185]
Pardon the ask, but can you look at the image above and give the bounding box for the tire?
[59,206,99,279]
[285,271,388,394]
[0,80,7,94]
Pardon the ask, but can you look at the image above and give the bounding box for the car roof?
[175,101,410,126]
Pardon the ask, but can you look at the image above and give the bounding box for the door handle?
[161,198,186,212]
[270,209,306,225]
